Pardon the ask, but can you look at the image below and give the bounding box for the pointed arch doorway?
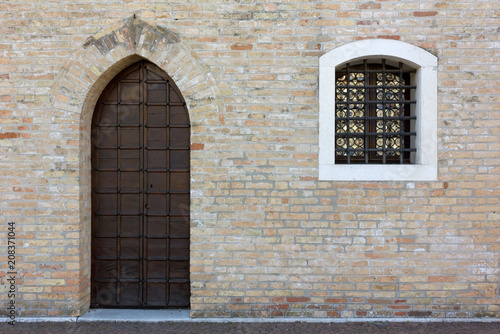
[91,60,190,308]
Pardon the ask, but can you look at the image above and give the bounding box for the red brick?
[429,276,455,283]
[377,35,400,40]
[326,298,347,303]
[231,43,253,50]
[0,132,20,139]
[191,143,204,150]
[286,297,310,303]
[357,3,381,9]
[413,11,438,17]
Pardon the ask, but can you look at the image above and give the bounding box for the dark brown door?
[91,60,190,308]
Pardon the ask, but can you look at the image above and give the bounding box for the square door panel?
[146,217,167,236]
[100,105,117,124]
[170,238,189,258]
[96,238,117,258]
[120,260,140,279]
[121,83,140,102]
[120,282,141,305]
[170,172,189,191]
[146,260,167,279]
[121,216,141,236]
[170,217,189,236]
[98,149,118,169]
[170,150,189,169]
[170,194,189,214]
[147,172,167,190]
[96,283,117,305]
[147,194,168,214]
[169,128,189,148]
[147,239,167,258]
[98,172,118,190]
[120,105,140,125]
[169,260,189,279]
[98,194,118,213]
[147,150,167,169]
[148,83,167,103]
[146,283,166,304]
[170,105,189,125]
[122,128,141,147]
[97,216,118,235]
[121,149,141,170]
[147,105,167,126]
[169,283,190,304]
[97,260,117,279]
[99,128,118,147]
[120,172,140,191]
[169,87,182,103]
[147,128,167,149]
[105,86,118,102]
[121,194,141,213]
[120,238,140,258]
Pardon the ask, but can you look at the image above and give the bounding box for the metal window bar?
[335,148,416,152]
[364,60,369,164]
[399,62,404,164]
[116,79,122,305]
[336,100,416,104]
[382,59,386,164]
[335,60,416,164]
[346,63,351,164]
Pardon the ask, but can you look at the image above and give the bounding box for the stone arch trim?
[47,18,220,315]
[319,39,438,181]
[319,38,438,69]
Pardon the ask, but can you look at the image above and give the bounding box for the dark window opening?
[335,59,416,164]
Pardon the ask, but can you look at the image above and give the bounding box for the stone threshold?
[14,309,500,323]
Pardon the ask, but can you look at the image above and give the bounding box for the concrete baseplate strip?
[13,309,500,323]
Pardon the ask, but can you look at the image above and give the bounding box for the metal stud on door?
[91,60,190,308]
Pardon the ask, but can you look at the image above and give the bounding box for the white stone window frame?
[319,39,438,181]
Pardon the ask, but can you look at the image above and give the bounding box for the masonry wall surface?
[0,0,499,318]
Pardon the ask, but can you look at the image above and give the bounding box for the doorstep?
[78,309,190,322]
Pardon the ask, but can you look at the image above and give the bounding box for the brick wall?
[0,0,499,318]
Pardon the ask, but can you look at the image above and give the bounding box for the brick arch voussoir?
[49,17,221,128]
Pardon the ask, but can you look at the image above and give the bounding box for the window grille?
[335,59,416,164]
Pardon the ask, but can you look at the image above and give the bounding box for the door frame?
[90,60,191,309]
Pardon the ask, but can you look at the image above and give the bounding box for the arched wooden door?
[91,60,190,308]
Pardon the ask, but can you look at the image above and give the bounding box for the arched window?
[319,39,438,181]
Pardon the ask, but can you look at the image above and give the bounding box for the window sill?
[319,163,437,181]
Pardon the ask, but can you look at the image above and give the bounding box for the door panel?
[91,60,190,308]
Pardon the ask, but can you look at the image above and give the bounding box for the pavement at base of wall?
[1,321,500,334]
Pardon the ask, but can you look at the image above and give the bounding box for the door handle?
[145,204,151,209]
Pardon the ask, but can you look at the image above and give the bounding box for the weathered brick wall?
[0,0,499,318]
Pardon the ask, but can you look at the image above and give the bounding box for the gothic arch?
[47,17,221,314]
